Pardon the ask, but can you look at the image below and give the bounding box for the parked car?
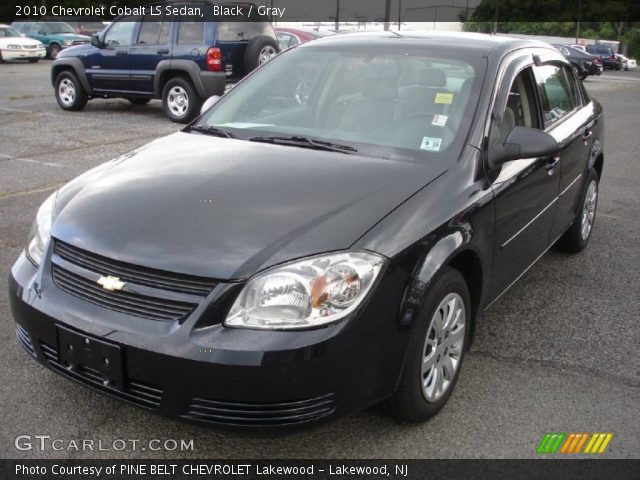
[0,24,46,62]
[42,18,106,36]
[11,21,90,59]
[616,54,637,71]
[50,2,279,122]
[11,32,604,432]
[570,44,587,53]
[585,44,621,70]
[275,26,334,50]
[552,44,602,80]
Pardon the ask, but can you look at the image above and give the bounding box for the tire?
[127,98,151,105]
[161,77,201,123]
[243,36,279,73]
[556,168,599,253]
[54,70,88,111]
[28,58,39,63]
[385,267,471,422]
[48,43,61,60]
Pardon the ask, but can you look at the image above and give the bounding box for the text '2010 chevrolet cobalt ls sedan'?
[10,31,604,432]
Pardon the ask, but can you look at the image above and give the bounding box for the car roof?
[303,31,551,58]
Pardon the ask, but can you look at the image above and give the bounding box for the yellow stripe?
[590,434,606,454]
[574,433,589,454]
[560,434,575,453]
[597,434,613,453]
[567,434,581,454]
[584,433,599,453]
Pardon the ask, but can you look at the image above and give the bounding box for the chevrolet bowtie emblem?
[97,275,126,292]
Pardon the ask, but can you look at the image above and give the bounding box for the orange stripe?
[574,433,589,453]
[560,434,575,453]
[567,434,582,453]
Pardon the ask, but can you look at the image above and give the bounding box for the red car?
[275,27,334,50]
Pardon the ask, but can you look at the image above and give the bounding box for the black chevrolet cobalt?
[10,32,604,432]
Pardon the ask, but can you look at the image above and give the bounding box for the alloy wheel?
[581,180,597,241]
[258,45,277,65]
[58,79,76,107]
[421,292,466,402]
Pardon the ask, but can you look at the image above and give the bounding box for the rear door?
[534,63,596,240]
[85,17,137,92]
[128,15,172,94]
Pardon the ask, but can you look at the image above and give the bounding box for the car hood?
[52,132,442,280]
[52,33,90,41]
[0,37,41,46]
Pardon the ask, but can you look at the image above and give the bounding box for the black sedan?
[10,32,604,432]
[553,44,603,79]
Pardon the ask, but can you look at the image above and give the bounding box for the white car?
[0,24,46,62]
[617,54,637,71]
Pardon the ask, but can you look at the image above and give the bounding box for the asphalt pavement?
[0,61,638,459]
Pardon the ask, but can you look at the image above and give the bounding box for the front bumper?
[9,250,409,433]
[1,48,46,60]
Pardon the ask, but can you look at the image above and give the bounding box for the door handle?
[545,156,560,172]
[582,129,593,140]
[157,48,170,54]
[115,50,128,56]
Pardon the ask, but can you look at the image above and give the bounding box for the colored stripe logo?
[537,433,613,454]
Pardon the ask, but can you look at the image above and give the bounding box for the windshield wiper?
[248,135,358,154]
[189,125,236,139]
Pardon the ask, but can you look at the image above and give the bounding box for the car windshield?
[45,22,76,34]
[196,45,485,162]
[0,27,20,37]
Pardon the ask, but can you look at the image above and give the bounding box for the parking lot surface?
[1,61,639,459]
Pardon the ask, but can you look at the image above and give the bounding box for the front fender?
[51,57,93,94]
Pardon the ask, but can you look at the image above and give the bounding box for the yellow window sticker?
[434,93,454,104]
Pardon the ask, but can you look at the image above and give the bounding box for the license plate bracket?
[57,325,124,390]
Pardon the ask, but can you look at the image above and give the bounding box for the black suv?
[51,2,279,122]
[586,44,621,70]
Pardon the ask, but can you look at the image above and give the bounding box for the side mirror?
[200,95,221,115]
[488,126,559,168]
[90,33,101,48]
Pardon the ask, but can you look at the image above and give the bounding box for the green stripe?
[537,433,553,453]
[548,433,566,453]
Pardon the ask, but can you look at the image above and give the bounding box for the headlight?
[225,251,386,330]
[26,192,56,266]
[64,40,73,46]
[6,44,22,49]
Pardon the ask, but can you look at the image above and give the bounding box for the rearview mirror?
[488,126,559,168]
[90,33,101,48]
[200,95,221,115]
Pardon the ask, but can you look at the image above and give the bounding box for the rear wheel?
[385,267,470,422]
[48,43,61,60]
[54,71,88,111]
[556,168,599,253]
[28,58,40,63]
[162,77,201,123]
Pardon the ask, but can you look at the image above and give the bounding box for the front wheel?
[385,267,470,422]
[556,169,599,253]
[54,71,88,111]
[162,77,201,123]
[48,43,61,60]
[28,58,40,63]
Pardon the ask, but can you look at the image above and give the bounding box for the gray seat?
[338,74,399,134]
[397,67,451,118]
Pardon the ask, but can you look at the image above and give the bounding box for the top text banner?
[5,0,640,23]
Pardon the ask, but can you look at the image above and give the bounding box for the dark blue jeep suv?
[51,2,279,122]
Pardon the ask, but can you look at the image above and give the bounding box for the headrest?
[417,67,446,88]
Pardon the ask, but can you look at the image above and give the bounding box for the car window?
[45,22,76,34]
[104,18,136,48]
[489,67,538,147]
[0,27,21,37]
[277,32,292,49]
[198,47,485,161]
[33,23,46,35]
[216,22,272,41]
[137,16,169,45]
[534,64,578,128]
[177,21,203,44]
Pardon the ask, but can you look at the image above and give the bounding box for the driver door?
[85,17,138,93]
[486,66,561,298]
